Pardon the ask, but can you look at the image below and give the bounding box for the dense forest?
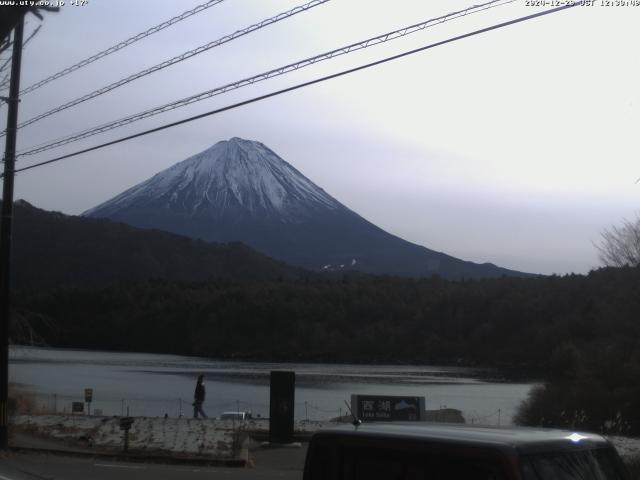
[13,267,639,365]
[10,200,300,289]
[12,265,640,433]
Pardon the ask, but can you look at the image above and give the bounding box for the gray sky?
[3,0,639,275]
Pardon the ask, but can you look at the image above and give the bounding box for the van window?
[338,447,505,480]
[520,448,627,480]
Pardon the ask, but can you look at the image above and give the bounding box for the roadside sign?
[119,416,134,430]
[351,394,426,422]
[72,402,84,413]
[84,388,93,403]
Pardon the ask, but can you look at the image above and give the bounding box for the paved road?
[0,445,308,480]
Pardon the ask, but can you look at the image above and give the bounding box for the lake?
[9,346,534,425]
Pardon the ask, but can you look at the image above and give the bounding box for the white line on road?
[94,463,145,470]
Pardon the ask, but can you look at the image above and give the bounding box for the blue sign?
[352,395,425,422]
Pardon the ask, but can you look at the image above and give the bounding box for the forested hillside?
[14,266,640,367]
[10,200,300,289]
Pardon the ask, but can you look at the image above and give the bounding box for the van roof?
[311,423,611,454]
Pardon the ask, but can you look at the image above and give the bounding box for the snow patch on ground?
[10,415,341,459]
[11,415,640,463]
[11,415,248,460]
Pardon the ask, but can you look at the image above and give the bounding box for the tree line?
[11,265,640,433]
[14,267,640,366]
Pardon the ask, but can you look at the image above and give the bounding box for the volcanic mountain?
[84,137,529,279]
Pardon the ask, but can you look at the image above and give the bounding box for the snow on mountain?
[84,137,341,221]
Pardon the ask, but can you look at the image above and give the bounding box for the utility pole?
[0,15,24,449]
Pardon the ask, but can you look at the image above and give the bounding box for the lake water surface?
[9,346,534,425]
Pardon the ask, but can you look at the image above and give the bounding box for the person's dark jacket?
[194,383,205,402]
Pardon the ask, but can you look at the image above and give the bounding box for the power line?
[16,0,517,158]
[22,23,41,49]
[0,40,11,57]
[19,0,227,96]
[0,56,12,74]
[14,0,513,154]
[0,25,40,101]
[9,0,329,135]
[11,3,579,176]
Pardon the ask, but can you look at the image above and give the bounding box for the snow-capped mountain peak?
[84,137,531,280]
[84,137,341,220]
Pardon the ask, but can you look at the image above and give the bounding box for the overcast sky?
[2,0,639,275]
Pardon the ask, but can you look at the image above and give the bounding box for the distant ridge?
[10,200,300,290]
[85,137,533,280]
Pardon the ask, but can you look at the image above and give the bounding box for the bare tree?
[597,215,640,267]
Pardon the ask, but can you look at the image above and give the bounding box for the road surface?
[0,445,307,480]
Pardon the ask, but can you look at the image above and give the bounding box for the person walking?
[193,374,208,419]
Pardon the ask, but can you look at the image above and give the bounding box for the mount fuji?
[84,137,529,279]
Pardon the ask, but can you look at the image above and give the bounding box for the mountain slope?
[84,137,340,222]
[11,200,300,290]
[85,137,532,279]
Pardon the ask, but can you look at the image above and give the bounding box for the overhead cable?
[0,25,42,97]
[9,0,329,135]
[20,0,227,95]
[11,3,579,176]
[16,0,516,157]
